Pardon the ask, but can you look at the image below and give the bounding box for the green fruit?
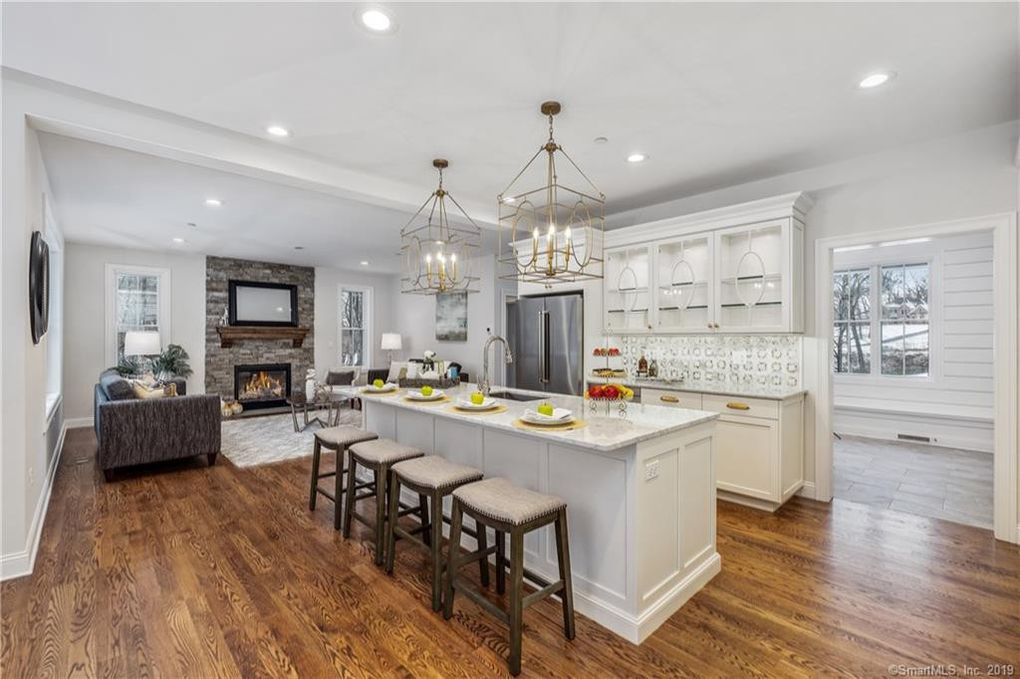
[537,403,554,416]
[421,385,433,396]
[470,392,485,405]
[373,379,384,388]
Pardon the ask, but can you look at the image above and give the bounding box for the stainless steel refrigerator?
[506,292,583,395]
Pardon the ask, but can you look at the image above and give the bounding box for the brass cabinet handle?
[660,395,679,403]
[726,401,750,410]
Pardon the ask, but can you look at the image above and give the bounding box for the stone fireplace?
[234,363,291,410]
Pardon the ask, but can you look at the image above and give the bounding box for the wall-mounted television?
[228,280,298,326]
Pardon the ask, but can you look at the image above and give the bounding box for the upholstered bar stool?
[309,426,378,530]
[384,456,487,611]
[443,478,575,676]
[343,439,426,565]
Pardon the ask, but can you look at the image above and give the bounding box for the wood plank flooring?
[3,427,1018,678]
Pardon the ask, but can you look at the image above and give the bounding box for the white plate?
[364,383,398,393]
[407,389,444,401]
[521,408,574,425]
[456,398,498,411]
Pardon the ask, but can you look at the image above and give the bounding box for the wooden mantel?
[216,325,310,348]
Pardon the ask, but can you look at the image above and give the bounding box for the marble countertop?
[337,383,717,453]
[587,376,806,400]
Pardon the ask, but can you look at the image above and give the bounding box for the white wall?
[607,120,1019,496]
[62,244,207,422]
[1,93,66,577]
[833,232,995,451]
[314,266,397,375]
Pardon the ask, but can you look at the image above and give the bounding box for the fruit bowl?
[585,384,633,401]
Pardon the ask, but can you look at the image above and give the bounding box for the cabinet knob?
[660,395,680,404]
[726,401,750,411]
[707,323,713,329]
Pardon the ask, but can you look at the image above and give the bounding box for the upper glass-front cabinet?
[715,220,796,333]
[655,235,713,332]
[604,245,652,332]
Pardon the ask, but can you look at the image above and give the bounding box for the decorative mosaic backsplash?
[611,335,801,389]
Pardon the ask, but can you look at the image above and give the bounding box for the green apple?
[537,402,554,417]
[421,385,434,397]
[373,378,384,388]
[470,391,485,405]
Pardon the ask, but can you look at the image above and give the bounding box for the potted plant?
[151,344,193,382]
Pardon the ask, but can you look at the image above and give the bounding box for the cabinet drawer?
[641,388,703,410]
[702,393,778,420]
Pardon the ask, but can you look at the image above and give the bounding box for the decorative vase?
[305,369,317,400]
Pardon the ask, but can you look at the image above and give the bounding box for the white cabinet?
[602,193,811,335]
[641,387,703,410]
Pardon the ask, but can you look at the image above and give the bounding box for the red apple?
[604,385,620,400]
[589,385,605,399]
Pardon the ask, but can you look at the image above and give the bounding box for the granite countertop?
[587,376,806,400]
[336,383,717,453]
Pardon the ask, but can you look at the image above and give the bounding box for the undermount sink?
[488,389,545,402]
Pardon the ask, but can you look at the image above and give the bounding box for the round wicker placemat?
[511,417,588,432]
[447,403,509,415]
[403,395,451,405]
[360,387,400,397]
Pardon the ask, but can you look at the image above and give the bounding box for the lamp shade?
[124,330,161,357]
[381,333,402,351]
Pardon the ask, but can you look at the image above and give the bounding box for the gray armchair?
[94,369,221,480]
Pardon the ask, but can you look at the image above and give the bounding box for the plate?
[521,408,574,425]
[364,383,398,393]
[407,389,444,401]
[456,398,498,411]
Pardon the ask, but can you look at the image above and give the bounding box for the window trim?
[337,283,372,369]
[832,256,939,384]
[105,264,172,367]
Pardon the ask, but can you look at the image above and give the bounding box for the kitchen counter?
[336,382,721,644]
[588,376,806,400]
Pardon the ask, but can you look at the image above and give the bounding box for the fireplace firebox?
[234,363,291,410]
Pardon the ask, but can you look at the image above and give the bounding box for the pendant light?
[497,101,605,285]
[400,159,480,295]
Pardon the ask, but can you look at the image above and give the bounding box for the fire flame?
[240,371,284,400]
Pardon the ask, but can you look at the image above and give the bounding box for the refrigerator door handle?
[542,310,551,384]
[538,310,546,384]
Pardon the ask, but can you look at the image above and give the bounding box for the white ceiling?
[38,133,414,271]
[6,2,1018,261]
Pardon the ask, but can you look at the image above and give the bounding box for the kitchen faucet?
[480,335,513,396]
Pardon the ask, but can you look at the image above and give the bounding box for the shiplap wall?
[833,231,994,452]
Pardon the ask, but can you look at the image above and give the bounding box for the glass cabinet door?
[715,221,786,331]
[604,245,651,332]
[655,235,713,332]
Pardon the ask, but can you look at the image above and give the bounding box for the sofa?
[93,368,221,480]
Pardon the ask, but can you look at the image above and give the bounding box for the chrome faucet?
[481,335,513,396]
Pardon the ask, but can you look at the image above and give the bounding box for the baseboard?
[796,481,817,500]
[834,407,993,453]
[64,416,93,429]
[633,553,722,644]
[0,421,67,581]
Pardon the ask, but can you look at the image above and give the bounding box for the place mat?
[447,403,509,415]
[360,388,401,397]
[512,417,588,432]
[403,394,451,405]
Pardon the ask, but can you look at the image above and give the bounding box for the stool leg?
[374,466,388,566]
[508,529,525,677]
[554,508,575,640]
[333,446,345,530]
[477,522,490,589]
[429,491,443,611]
[309,439,321,510]
[442,500,464,621]
[419,493,431,547]
[342,454,357,538]
[385,475,401,574]
[495,530,506,595]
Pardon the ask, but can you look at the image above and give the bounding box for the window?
[832,268,871,374]
[880,263,929,376]
[106,265,170,366]
[339,286,371,367]
[832,261,930,378]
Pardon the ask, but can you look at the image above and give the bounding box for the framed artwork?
[435,291,468,341]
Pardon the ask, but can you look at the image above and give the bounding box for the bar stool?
[384,456,487,611]
[343,438,426,565]
[309,426,378,530]
[443,478,575,676]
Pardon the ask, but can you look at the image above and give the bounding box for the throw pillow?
[130,380,166,400]
[386,362,407,383]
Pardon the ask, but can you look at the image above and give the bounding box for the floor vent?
[897,434,931,443]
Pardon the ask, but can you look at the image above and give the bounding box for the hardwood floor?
[3,427,1018,678]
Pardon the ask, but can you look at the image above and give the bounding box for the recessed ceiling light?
[204,198,222,207]
[172,237,186,244]
[858,71,894,89]
[266,125,291,137]
[593,136,609,144]
[627,153,647,163]
[360,8,392,32]
[360,260,370,266]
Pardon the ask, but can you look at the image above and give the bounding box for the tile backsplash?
[609,335,802,389]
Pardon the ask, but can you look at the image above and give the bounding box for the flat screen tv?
[29,230,49,344]
[228,280,298,326]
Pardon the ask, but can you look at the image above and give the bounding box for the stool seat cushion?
[314,426,378,448]
[392,456,483,491]
[350,438,423,465]
[453,478,565,526]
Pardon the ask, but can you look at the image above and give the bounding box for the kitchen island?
[337,382,720,644]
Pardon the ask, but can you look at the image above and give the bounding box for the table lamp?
[381,333,402,364]
[124,330,161,374]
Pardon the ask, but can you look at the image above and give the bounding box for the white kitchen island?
[340,383,720,644]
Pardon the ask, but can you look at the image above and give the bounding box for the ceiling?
[38,133,414,271]
[6,2,1018,260]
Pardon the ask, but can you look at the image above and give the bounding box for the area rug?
[220,408,363,468]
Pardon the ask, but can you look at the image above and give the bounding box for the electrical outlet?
[644,460,660,481]
[28,466,36,486]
